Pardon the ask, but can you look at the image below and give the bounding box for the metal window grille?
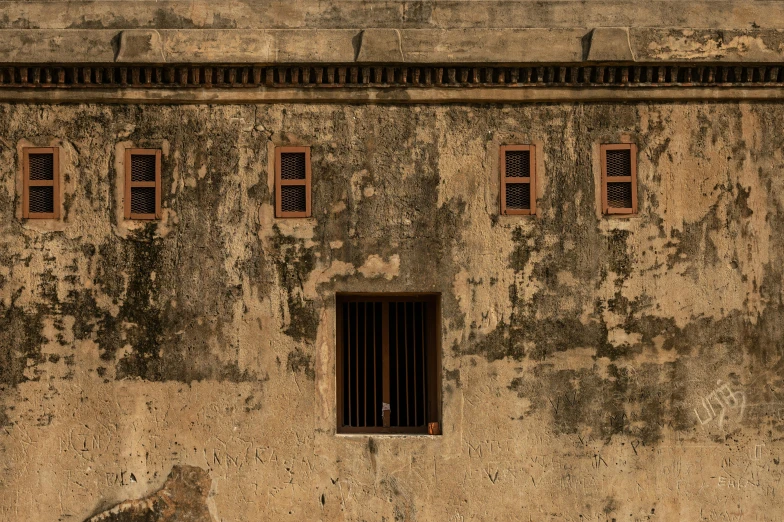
[500,145,536,215]
[23,148,59,219]
[601,144,637,215]
[337,294,441,434]
[275,147,311,217]
[125,149,161,220]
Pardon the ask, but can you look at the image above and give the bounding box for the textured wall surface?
[0,102,783,521]
[0,0,781,30]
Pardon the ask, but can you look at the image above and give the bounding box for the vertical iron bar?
[347,303,352,426]
[413,302,419,425]
[355,301,359,427]
[395,302,400,427]
[363,302,367,427]
[404,302,410,427]
[421,302,427,426]
[372,302,377,426]
[382,302,390,428]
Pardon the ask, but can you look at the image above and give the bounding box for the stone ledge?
[0,86,782,104]
[0,28,783,64]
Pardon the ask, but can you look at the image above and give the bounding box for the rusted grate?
[501,145,535,215]
[505,183,531,210]
[28,186,54,214]
[505,150,530,177]
[28,153,54,180]
[280,185,306,213]
[131,154,157,182]
[601,144,637,214]
[23,148,59,219]
[606,149,632,177]
[125,149,160,219]
[280,152,307,180]
[338,294,440,434]
[606,182,633,208]
[276,147,311,217]
[130,187,157,215]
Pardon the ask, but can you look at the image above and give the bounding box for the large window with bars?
[124,149,161,220]
[601,144,638,215]
[22,147,59,219]
[500,145,536,215]
[275,146,311,218]
[336,294,441,435]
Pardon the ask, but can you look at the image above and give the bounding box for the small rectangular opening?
[23,148,59,219]
[125,149,161,220]
[336,293,441,435]
[500,145,536,215]
[276,146,311,218]
[601,144,637,215]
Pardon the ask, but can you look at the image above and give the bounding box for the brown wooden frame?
[275,146,311,218]
[601,143,638,215]
[124,148,162,220]
[22,147,59,219]
[500,144,536,216]
[336,293,442,435]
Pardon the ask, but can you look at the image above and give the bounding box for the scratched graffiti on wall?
[695,381,746,428]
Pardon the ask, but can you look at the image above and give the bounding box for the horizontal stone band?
[0,63,782,90]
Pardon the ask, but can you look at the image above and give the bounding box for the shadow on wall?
[83,465,215,522]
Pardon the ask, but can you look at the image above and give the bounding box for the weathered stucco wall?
[0,102,783,521]
[0,0,782,30]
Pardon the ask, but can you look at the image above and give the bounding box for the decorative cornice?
[0,63,780,90]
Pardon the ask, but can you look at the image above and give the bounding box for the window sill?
[336,433,439,438]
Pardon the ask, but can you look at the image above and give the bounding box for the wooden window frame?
[336,293,442,435]
[124,148,162,220]
[601,143,638,215]
[22,147,60,219]
[275,146,311,218]
[500,144,536,216]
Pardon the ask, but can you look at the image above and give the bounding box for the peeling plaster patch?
[357,254,400,280]
[303,260,354,296]
[647,34,773,60]
[85,465,215,521]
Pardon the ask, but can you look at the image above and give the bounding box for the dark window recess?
[280,185,307,213]
[601,144,637,215]
[337,294,441,434]
[28,185,54,214]
[607,182,633,209]
[504,150,530,178]
[505,183,531,210]
[131,154,157,182]
[130,187,157,215]
[606,149,632,177]
[500,145,536,215]
[28,154,54,181]
[280,152,307,180]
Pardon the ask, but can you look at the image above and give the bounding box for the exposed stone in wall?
[85,465,214,521]
[0,102,782,520]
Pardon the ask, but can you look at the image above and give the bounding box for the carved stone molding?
[0,63,781,90]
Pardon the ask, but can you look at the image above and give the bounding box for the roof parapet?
[1,28,783,65]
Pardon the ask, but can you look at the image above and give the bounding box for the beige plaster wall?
[0,102,782,521]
